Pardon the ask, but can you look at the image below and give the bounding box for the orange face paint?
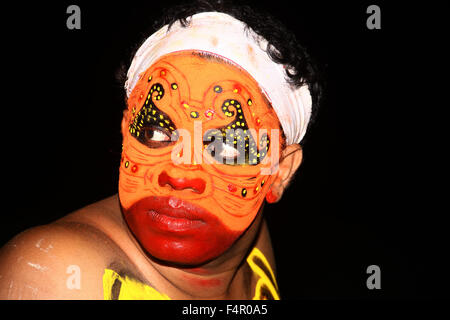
[119,51,283,265]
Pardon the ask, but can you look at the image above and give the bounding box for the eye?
[147,129,170,141]
[208,142,240,164]
[143,127,174,148]
[219,143,240,159]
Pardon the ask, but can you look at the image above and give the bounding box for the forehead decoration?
[125,11,313,144]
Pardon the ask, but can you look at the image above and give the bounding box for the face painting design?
[119,51,283,265]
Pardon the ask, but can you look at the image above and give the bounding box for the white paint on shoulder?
[27,262,49,273]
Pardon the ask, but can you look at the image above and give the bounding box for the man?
[0,1,320,299]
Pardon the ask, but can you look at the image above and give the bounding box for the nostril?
[158,171,206,194]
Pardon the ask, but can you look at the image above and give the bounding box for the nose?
[158,170,206,194]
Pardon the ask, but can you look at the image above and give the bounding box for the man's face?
[119,51,283,265]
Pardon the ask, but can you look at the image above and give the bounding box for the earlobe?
[265,189,279,203]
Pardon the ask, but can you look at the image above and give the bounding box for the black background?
[0,1,446,300]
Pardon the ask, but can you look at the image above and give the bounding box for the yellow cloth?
[103,247,279,300]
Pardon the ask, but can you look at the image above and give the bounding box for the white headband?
[125,12,312,144]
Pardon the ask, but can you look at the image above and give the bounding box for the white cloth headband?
[125,12,312,144]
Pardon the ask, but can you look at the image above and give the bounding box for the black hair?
[117,0,323,144]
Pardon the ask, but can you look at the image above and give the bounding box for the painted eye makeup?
[129,82,178,148]
[203,97,270,165]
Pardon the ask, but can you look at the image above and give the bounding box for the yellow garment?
[103,247,279,300]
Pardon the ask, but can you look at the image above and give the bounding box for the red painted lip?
[122,195,242,265]
[131,196,211,234]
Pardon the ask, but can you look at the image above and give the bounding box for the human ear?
[265,144,303,203]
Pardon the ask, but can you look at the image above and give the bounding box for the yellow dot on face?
[183,103,190,109]
[171,83,178,90]
[257,119,261,124]
[125,161,129,168]
[160,70,166,76]
[148,75,152,82]
[190,111,199,118]
[247,99,253,106]
[255,186,260,192]
[233,89,238,93]
[207,111,212,117]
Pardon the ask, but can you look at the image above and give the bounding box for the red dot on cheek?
[131,165,138,173]
[227,184,237,193]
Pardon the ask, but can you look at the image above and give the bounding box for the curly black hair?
[118,0,323,144]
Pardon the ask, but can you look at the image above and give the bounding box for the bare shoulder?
[0,196,126,299]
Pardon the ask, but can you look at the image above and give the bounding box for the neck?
[144,211,264,299]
